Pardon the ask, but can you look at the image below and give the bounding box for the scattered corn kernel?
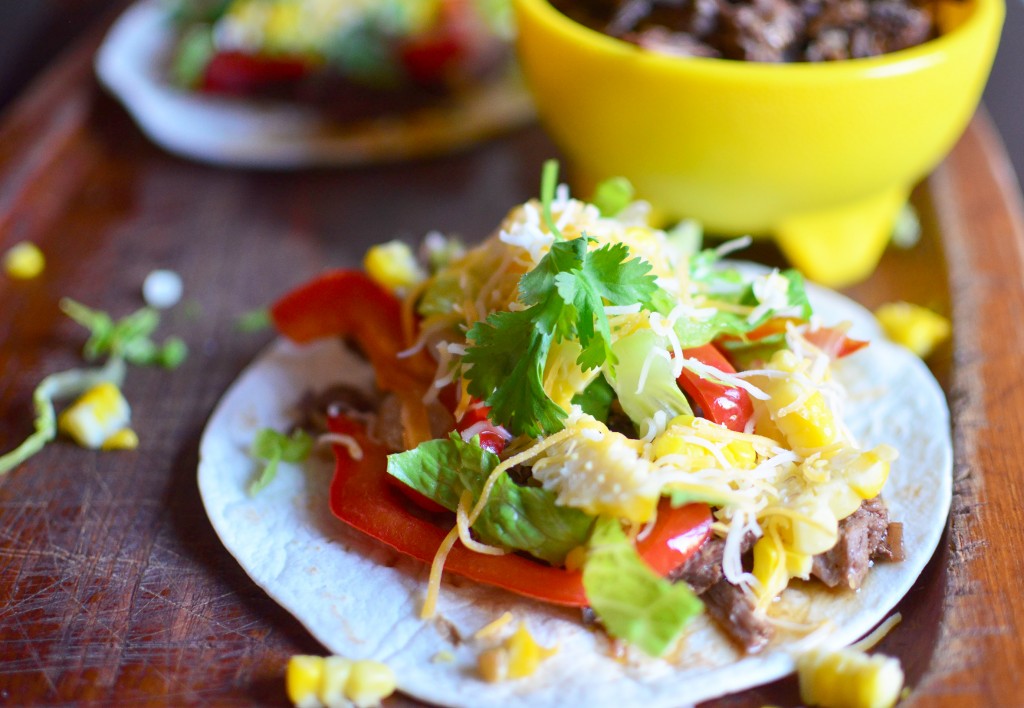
[286,656,396,708]
[798,646,904,708]
[478,623,556,682]
[101,428,139,451]
[364,240,425,292]
[345,659,397,708]
[287,655,325,708]
[3,241,45,280]
[875,301,950,358]
[478,647,509,683]
[58,382,131,449]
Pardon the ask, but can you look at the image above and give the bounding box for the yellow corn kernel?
[875,301,950,358]
[364,240,425,292]
[653,419,757,470]
[843,446,895,500]
[798,646,904,708]
[478,647,509,683]
[101,428,139,451]
[755,351,838,453]
[825,481,864,521]
[286,655,325,708]
[506,623,556,679]
[781,505,839,556]
[345,660,396,708]
[318,656,353,708]
[58,382,131,449]
[752,535,789,600]
[3,241,45,280]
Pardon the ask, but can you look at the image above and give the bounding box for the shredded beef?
[670,530,757,594]
[704,580,774,653]
[551,0,944,62]
[811,496,905,589]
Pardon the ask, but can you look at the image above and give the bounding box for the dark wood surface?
[1,6,1023,707]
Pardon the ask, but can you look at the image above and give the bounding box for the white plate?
[95,1,535,168]
[197,278,951,707]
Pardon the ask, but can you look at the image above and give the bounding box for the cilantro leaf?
[464,237,664,437]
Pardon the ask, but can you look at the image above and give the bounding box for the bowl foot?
[774,186,909,287]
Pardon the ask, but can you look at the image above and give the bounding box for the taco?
[198,167,951,705]
[95,0,532,167]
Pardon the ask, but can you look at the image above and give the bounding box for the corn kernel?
[875,301,950,358]
[101,428,139,451]
[345,660,396,708]
[798,646,904,708]
[286,655,325,708]
[3,241,45,280]
[364,240,425,292]
[752,535,788,600]
[318,656,353,708]
[843,447,894,500]
[506,623,556,679]
[58,382,131,449]
[478,647,509,683]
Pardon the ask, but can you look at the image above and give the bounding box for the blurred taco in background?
[95,0,532,166]
[167,0,514,122]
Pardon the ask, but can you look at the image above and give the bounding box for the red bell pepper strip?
[718,318,868,361]
[201,51,310,95]
[636,500,712,577]
[328,414,713,605]
[271,269,436,394]
[677,343,754,433]
[327,414,589,607]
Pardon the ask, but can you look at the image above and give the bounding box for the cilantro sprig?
[463,237,662,437]
[0,299,187,475]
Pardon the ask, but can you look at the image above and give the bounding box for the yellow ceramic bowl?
[514,0,1004,285]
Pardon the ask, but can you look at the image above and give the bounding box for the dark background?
[0,1,1021,186]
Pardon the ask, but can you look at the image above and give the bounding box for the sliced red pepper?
[454,403,507,455]
[201,51,310,95]
[718,317,868,363]
[271,269,436,394]
[677,343,754,433]
[636,500,713,577]
[328,414,713,606]
[327,414,589,607]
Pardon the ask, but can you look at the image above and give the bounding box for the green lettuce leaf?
[250,428,314,495]
[387,434,594,564]
[583,517,703,657]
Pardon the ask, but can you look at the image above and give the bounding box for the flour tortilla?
[95,1,535,168]
[197,277,951,707]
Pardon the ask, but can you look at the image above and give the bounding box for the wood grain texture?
[1,11,1022,706]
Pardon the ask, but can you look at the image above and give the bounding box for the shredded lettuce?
[591,176,634,217]
[250,428,314,495]
[583,518,703,657]
[387,433,594,564]
[607,329,692,429]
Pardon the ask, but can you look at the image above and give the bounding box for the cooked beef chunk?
[811,496,904,589]
[297,384,377,431]
[704,580,774,653]
[670,530,757,594]
[875,521,906,562]
[715,0,807,62]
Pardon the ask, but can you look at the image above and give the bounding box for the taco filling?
[265,163,906,660]
[166,0,513,123]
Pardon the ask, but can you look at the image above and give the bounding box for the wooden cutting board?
[1,12,1022,707]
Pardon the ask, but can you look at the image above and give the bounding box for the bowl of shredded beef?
[513,0,1004,286]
